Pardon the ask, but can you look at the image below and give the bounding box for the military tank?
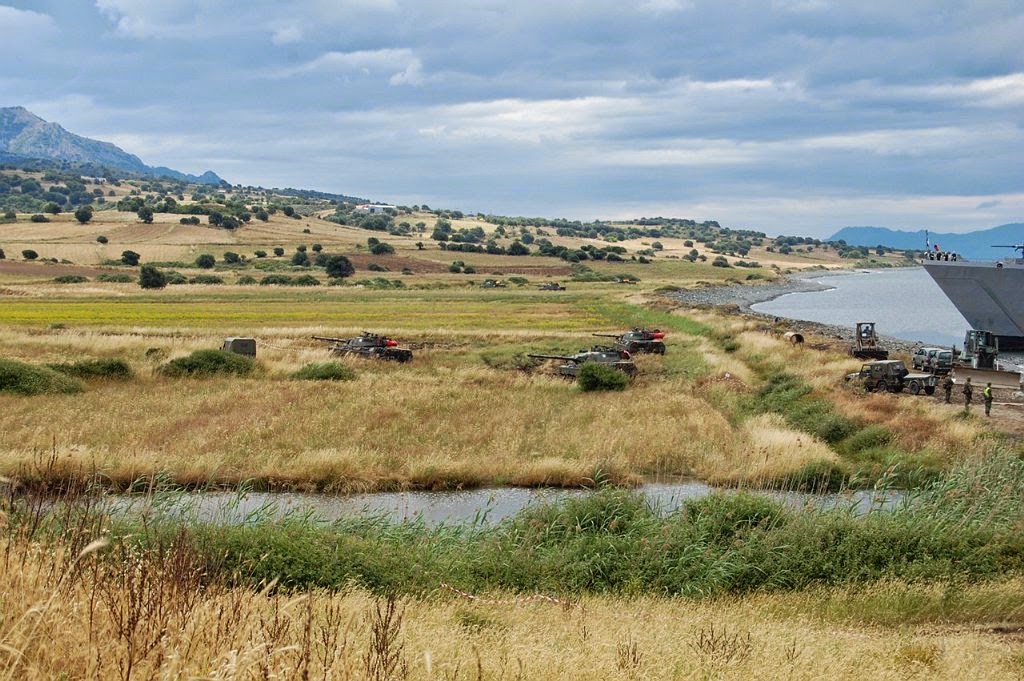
[537,282,566,291]
[528,346,636,378]
[593,328,666,354]
[312,332,413,362]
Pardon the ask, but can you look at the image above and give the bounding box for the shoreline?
[666,268,925,354]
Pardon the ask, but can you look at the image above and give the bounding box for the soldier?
[983,382,993,417]
[962,377,973,409]
[942,374,954,403]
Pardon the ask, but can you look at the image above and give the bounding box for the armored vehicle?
[312,332,413,362]
[222,337,257,357]
[846,360,937,395]
[481,279,507,288]
[528,346,636,378]
[849,322,889,360]
[593,328,666,354]
[537,282,566,291]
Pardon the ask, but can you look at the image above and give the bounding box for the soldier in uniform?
[962,377,973,409]
[942,374,954,403]
[983,382,993,417]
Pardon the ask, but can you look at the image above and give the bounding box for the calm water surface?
[113,484,904,527]
[752,268,969,347]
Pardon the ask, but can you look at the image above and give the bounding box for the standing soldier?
[962,377,973,409]
[942,374,954,403]
[983,382,993,417]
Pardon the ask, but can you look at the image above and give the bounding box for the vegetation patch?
[158,350,256,378]
[0,359,83,395]
[95,273,134,283]
[577,362,629,391]
[47,358,134,381]
[291,362,357,382]
[53,275,88,284]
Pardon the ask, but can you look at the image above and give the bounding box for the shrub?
[30,214,49,223]
[291,251,310,266]
[96,235,108,244]
[53,275,88,284]
[47,358,133,381]
[273,247,285,257]
[260,274,293,286]
[3,210,15,220]
[0,359,83,395]
[74,206,93,224]
[164,271,188,285]
[291,362,356,381]
[121,250,140,266]
[195,254,215,269]
[311,243,323,252]
[324,255,354,279]
[712,256,731,268]
[222,251,241,264]
[139,265,167,289]
[577,362,629,391]
[367,263,387,272]
[158,350,255,377]
[291,274,320,286]
[370,241,394,255]
[188,274,224,285]
[96,273,134,283]
[463,265,476,274]
[253,250,267,258]
[237,275,257,285]
[22,249,39,260]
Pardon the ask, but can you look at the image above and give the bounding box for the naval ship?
[921,244,1024,351]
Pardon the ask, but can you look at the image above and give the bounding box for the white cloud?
[271,25,303,45]
[638,0,693,14]
[281,49,425,85]
[0,5,56,43]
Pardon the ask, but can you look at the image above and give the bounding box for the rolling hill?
[828,223,1024,260]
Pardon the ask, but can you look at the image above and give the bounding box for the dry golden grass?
[1,536,1021,680]
[708,413,839,485]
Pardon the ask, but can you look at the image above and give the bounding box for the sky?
[1,1,1022,237]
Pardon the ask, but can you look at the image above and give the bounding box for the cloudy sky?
[2,1,1022,236]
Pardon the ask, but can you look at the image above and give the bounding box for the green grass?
[291,361,357,381]
[0,358,83,395]
[47,358,134,380]
[158,350,256,377]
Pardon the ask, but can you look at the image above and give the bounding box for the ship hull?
[922,258,1024,350]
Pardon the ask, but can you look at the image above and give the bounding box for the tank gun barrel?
[592,333,620,338]
[311,335,347,343]
[528,354,577,362]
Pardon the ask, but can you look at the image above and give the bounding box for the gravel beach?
[665,270,924,355]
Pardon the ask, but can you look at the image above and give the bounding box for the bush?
[74,206,93,224]
[273,247,285,257]
[291,274,320,286]
[0,359,83,395]
[367,263,387,272]
[237,275,257,285]
[222,251,241,264]
[291,251,310,266]
[139,265,167,289]
[164,271,188,285]
[96,235,108,244]
[195,254,215,269]
[30,214,49,223]
[53,275,88,284]
[96,273,134,283]
[324,255,354,279]
[158,350,255,377]
[47,358,133,381]
[291,362,356,381]
[311,243,323,252]
[121,250,140,266]
[253,250,267,258]
[188,274,224,285]
[260,274,294,286]
[370,241,394,255]
[22,249,39,260]
[577,362,629,391]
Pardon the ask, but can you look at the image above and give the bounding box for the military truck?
[528,346,636,378]
[847,359,937,395]
[312,332,413,362]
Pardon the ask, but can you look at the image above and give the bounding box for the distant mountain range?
[0,106,225,185]
[828,223,1024,260]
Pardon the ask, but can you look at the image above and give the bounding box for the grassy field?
[0,181,1016,678]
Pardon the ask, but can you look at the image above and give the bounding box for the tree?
[74,206,94,224]
[0,248,4,259]
[254,250,267,258]
[311,243,323,252]
[508,241,530,256]
[273,247,285,257]
[291,250,310,267]
[121,250,141,266]
[44,202,61,215]
[222,251,241,264]
[325,255,355,279]
[3,210,15,220]
[195,254,215,269]
[30,214,49,223]
[255,209,269,222]
[139,265,167,289]
[137,206,154,224]
[282,206,295,217]
[22,249,39,260]
[370,242,394,256]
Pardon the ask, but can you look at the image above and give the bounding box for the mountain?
[828,223,1024,260]
[0,106,225,185]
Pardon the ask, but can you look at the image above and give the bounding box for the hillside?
[828,223,1024,260]
[0,107,225,185]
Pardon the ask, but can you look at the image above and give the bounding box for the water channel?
[112,483,905,528]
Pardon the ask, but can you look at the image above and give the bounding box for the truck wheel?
[877,380,888,393]
[924,386,935,396]
[908,380,921,395]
